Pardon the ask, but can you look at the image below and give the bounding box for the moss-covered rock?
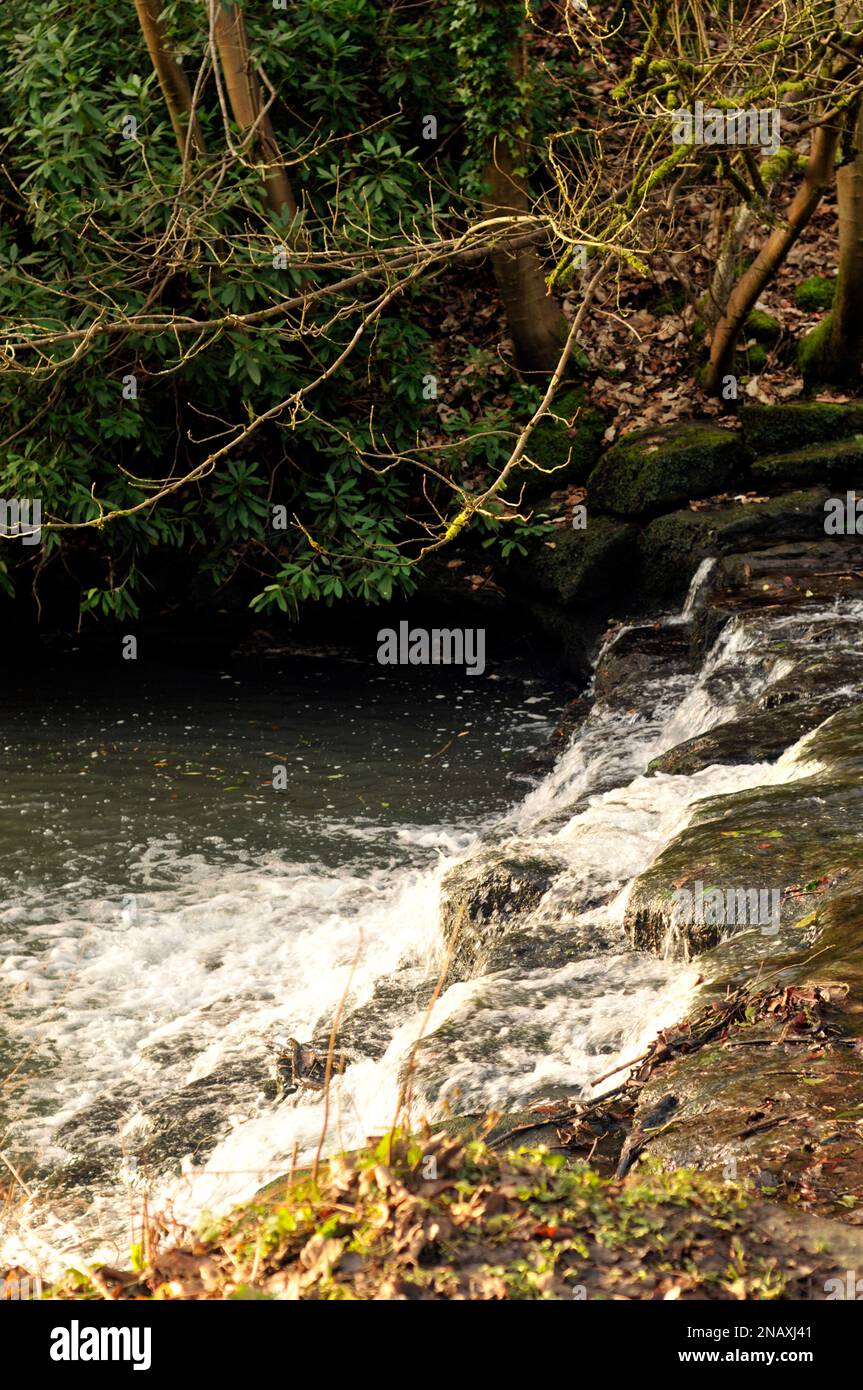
[741,400,863,455]
[752,437,863,488]
[737,343,767,374]
[587,422,746,519]
[744,309,781,344]
[627,1001,863,1218]
[795,276,836,313]
[625,765,863,958]
[506,514,638,612]
[507,386,607,502]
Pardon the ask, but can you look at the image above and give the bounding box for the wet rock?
[688,541,863,663]
[439,850,567,981]
[337,969,437,1061]
[588,422,746,520]
[647,689,860,777]
[531,696,593,770]
[52,1090,142,1187]
[636,489,831,607]
[401,932,623,1115]
[128,1058,263,1174]
[594,624,691,709]
[626,1026,863,1217]
[646,699,842,777]
[624,967,863,1221]
[625,759,863,958]
[762,663,862,712]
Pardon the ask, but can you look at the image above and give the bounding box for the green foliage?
[449,0,569,192]
[0,0,506,625]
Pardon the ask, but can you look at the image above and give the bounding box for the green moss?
[797,314,834,383]
[510,515,637,611]
[52,1130,804,1301]
[753,437,863,488]
[587,422,746,519]
[795,277,836,313]
[738,344,768,373]
[653,287,685,316]
[741,400,863,455]
[745,309,781,344]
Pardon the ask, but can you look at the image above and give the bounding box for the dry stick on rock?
[312,930,364,1183]
[386,907,464,1164]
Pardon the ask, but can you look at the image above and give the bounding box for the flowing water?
[0,589,849,1274]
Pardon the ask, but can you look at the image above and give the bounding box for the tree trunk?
[211,1,298,225]
[704,120,840,394]
[133,0,207,160]
[812,102,863,382]
[482,141,567,378]
[815,3,863,381]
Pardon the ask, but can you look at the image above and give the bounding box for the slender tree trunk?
[482,142,567,377]
[134,0,207,160]
[211,1,298,224]
[704,121,840,393]
[705,201,754,335]
[817,101,863,381]
[815,3,863,381]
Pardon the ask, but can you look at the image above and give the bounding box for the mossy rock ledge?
[752,437,863,489]
[587,422,746,519]
[636,488,830,606]
[741,400,863,455]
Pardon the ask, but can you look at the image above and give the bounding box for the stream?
[0,570,844,1273]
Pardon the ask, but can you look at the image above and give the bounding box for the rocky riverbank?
[437,401,863,1249]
